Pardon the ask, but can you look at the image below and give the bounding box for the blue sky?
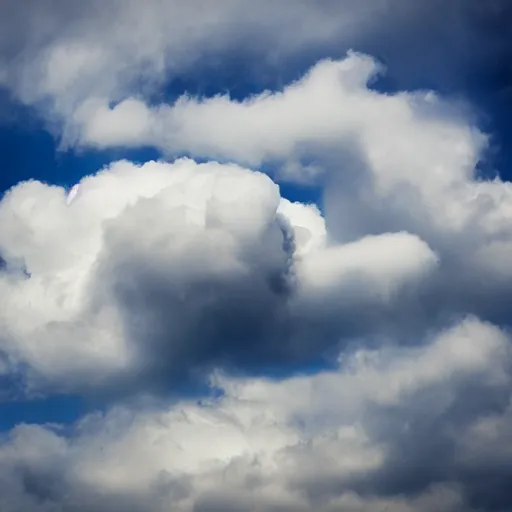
[1,2,512,511]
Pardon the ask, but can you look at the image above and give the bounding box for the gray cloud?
[0,156,438,395]
[1,0,511,139]
[2,56,512,399]
[2,2,512,511]
[0,318,510,511]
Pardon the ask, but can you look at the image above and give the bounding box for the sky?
[1,1,512,511]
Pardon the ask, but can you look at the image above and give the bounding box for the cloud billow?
[0,156,437,393]
[1,2,512,511]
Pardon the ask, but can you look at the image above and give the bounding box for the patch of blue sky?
[0,394,86,432]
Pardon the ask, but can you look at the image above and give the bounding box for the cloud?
[0,158,437,394]
[63,53,482,172]
[1,55,512,398]
[297,232,436,302]
[68,53,380,156]
[2,0,511,141]
[2,3,512,508]
[0,1,391,128]
[1,110,512,510]
[0,316,509,511]
[65,53,512,329]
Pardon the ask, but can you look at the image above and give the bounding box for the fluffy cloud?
[2,3,512,509]
[0,1,394,131]
[0,317,509,511]
[61,55,512,338]
[68,53,482,170]
[0,158,437,394]
[2,109,512,509]
[103,53,512,330]
[2,1,511,140]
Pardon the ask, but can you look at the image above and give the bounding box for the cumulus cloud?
[2,2,512,510]
[62,53,483,170]
[0,316,510,511]
[2,102,512,508]
[0,0,391,129]
[1,0,511,140]
[2,51,512,511]
[61,54,512,334]
[0,158,437,394]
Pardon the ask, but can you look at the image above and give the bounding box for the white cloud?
[276,199,326,257]
[66,55,512,321]
[0,158,435,393]
[0,316,507,511]
[71,53,510,286]
[0,0,411,135]
[1,48,512,396]
[70,54,382,156]
[70,54,482,182]
[2,0,507,144]
[297,232,437,302]
[0,1,512,510]
[218,317,510,419]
